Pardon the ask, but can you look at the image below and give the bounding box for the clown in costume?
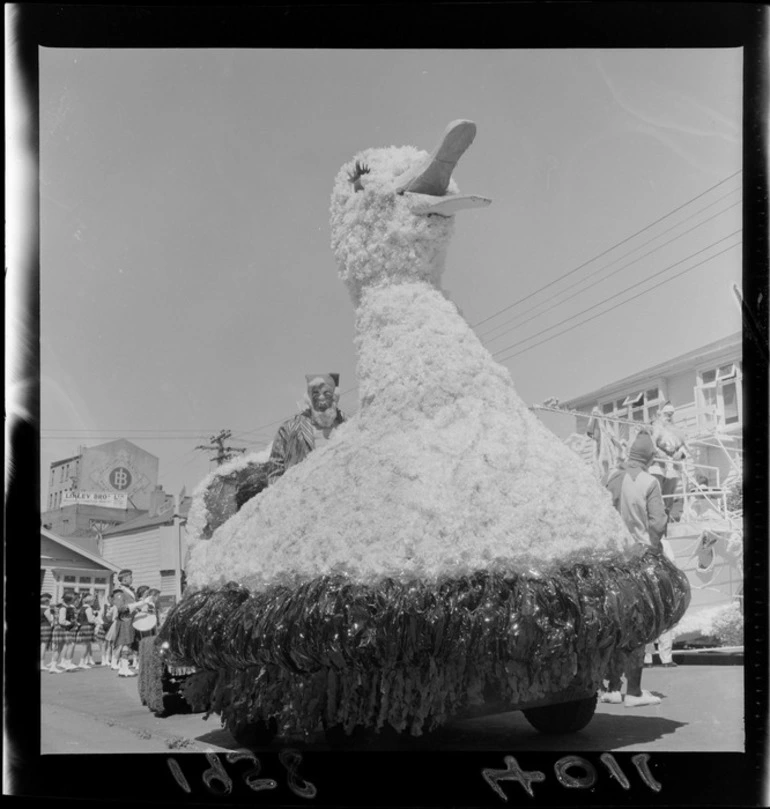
[157,121,689,742]
[267,374,347,485]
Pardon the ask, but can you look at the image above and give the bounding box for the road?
[41,650,743,754]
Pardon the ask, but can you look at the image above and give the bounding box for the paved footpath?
[41,652,744,754]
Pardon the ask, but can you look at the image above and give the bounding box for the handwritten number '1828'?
[166,750,314,798]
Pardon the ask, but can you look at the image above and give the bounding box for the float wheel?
[522,694,597,734]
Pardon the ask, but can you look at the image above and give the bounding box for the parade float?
[145,120,690,744]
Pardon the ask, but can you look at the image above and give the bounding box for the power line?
[491,230,740,360]
[41,434,213,441]
[479,192,742,342]
[42,386,364,445]
[234,385,360,439]
[494,239,741,364]
[471,170,742,330]
[481,198,742,344]
[41,428,229,433]
[195,429,247,466]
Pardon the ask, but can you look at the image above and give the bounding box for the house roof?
[102,509,176,535]
[40,526,122,572]
[62,533,101,555]
[562,332,741,409]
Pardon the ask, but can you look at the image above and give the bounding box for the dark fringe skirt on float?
[158,546,691,740]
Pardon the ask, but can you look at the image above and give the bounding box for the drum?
[132,612,158,632]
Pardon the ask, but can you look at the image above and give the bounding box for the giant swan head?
[330,120,491,303]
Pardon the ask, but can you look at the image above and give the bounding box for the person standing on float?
[602,431,668,707]
[649,402,688,521]
[267,373,347,485]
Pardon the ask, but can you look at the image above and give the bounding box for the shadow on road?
[192,712,688,753]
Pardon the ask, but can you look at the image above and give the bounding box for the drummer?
[111,569,146,678]
[132,587,161,675]
[132,586,160,638]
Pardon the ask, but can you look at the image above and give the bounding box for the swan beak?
[395,119,491,216]
[407,193,492,217]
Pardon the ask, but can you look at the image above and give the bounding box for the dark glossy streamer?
[157,547,689,739]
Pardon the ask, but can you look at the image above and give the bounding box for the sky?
[37,48,743,508]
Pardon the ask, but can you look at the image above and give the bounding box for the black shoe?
[662,662,678,668]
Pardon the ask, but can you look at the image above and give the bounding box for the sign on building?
[60,491,129,509]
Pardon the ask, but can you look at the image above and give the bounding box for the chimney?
[149,485,165,516]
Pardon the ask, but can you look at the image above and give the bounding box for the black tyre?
[228,718,278,748]
[522,694,597,734]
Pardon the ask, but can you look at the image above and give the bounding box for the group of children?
[41,569,161,677]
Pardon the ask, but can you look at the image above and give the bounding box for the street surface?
[41,650,743,754]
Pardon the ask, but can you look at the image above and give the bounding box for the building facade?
[41,439,174,546]
[559,332,743,622]
[562,331,742,488]
[100,504,188,610]
[41,527,122,604]
[44,438,161,513]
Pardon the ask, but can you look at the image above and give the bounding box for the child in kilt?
[130,586,151,670]
[105,590,122,669]
[112,588,138,677]
[75,594,98,668]
[95,595,113,666]
[50,592,78,673]
[40,593,55,670]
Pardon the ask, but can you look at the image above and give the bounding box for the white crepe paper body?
[186,134,633,593]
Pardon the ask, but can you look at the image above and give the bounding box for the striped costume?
[267,408,347,485]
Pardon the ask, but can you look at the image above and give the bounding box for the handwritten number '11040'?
[482,753,662,800]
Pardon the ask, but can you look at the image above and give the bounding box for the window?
[599,384,664,438]
[696,361,742,431]
[56,573,111,604]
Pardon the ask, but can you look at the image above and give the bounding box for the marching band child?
[131,585,151,669]
[40,593,55,670]
[75,594,98,668]
[95,594,113,666]
[105,590,122,669]
[49,592,78,672]
[111,570,147,677]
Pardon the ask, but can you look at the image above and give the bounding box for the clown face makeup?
[309,380,335,413]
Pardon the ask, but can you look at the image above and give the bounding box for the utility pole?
[195,429,246,466]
